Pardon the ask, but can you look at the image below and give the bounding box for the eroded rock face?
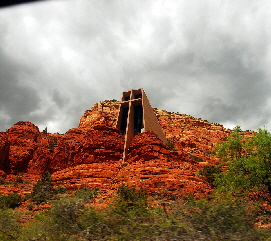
[51,131,212,198]
[49,125,124,172]
[0,132,10,172]
[119,131,212,198]
[78,101,120,129]
[7,121,41,173]
[126,131,171,162]
[27,125,124,174]
[27,136,53,175]
[156,111,230,164]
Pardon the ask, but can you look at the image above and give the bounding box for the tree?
[49,197,85,235]
[214,126,271,195]
[31,171,54,204]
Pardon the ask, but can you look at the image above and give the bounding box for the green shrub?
[122,162,128,167]
[31,171,54,204]
[175,195,264,240]
[11,192,271,241]
[50,197,85,234]
[76,207,106,240]
[14,176,23,184]
[0,209,21,240]
[74,187,98,203]
[166,140,175,150]
[113,185,148,216]
[0,178,5,185]
[0,193,21,209]
[214,126,271,195]
[48,136,57,152]
[199,165,222,184]
[54,186,67,194]
[188,153,204,162]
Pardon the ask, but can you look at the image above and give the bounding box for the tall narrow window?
[120,107,129,134]
[134,105,143,135]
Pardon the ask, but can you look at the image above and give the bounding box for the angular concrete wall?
[116,88,166,161]
[141,89,167,143]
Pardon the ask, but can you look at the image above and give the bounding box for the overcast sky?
[0,0,271,133]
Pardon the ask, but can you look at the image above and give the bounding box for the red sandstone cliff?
[0,100,231,200]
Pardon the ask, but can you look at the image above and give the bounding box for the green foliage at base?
[177,194,260,240]
[115,185,148,211]
[214,126,271,195]
[0,209,21,240]
[2,187,269,241]
[49,197,86,235]
[0,185,270,240]
[54,185,67,194]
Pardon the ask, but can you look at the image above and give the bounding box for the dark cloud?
[0,46,40,130]
[0,0,271,133]
[52,89,69,109]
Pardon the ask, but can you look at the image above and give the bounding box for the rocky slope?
[0,100,231,200]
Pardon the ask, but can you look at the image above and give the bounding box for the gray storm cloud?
[0,0,271,133]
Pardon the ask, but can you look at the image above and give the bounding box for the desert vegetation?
[0,185,269,240]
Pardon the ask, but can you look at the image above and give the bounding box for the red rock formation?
[117,131,212,198]
[6,121,41,173]
[0,132,10,173]
[51,131,212,199]
[156,111,230,164]
[78,101,120,129]
[26,124,124,175]
[27,135,53,175]
[0,100,233,201]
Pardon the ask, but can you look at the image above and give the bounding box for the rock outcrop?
[118,131,212,198]
[0,132,10,173]
[51,131,212,199]
[7,121,41,173]
[0,100,232,200]
[27,124,124,175]
[78,101,120,129]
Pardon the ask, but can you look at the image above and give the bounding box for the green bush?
[188,153,204,162]
[0,193,21,209]
[214,126,271,195]
[31,171,54,204]
[14,175,23,184]
[11,191,271,241]
[115,185,148,211]
[199,165,222,184]
[49,197,85,235]
[54,186,67,194]
[0,209,21,240]
[166,139,175,150]
[74,187,98,203]
[174,195,264,240]
[0,178,5,185]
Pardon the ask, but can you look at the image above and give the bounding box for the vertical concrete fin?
[123,101,135,161]
[141,88,167,143]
